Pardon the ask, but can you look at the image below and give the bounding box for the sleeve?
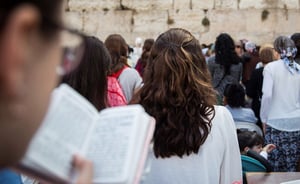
[219,107,243,184]
[119,69,142,102]
[260,151,268,160]
[260,66,273,123]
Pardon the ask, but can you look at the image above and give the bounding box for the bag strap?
[214,73,226,88]
[110,66,128,79]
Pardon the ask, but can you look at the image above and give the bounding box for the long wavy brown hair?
[132,28,216,158]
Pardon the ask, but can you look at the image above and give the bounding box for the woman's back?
[208,33,243,101]
[134,28,242,184]
[142,106,242,184]
[263,59,300,121]
[208,61,242,94]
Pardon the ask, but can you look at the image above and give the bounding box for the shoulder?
[241,107,255,114]
[264,59,282,69]
[213,105,234,123]
[212,106,237,139]
[121,67,141,77]
[255,67,264,73]
[263,60,283,75]
[119,68,143,86]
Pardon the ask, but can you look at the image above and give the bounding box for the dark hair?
[104,34,129,74]
[215,33,242,75]
[142,38,155,52]
[138,38,155,78]
[224,83,245,107]
[62,36,111,111]
[237,130,264,152]
[291,33,300,59]
[133,28,216,158]
[0,1,62,37]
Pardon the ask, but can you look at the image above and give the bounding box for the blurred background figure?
[223,83,257,124]
[208,33,243,104]
[241,41,260,87]
[62,36,111,111]
[135,38,155,80]
[105,34,142,102]
[246,44,279,130]
[129,37,143,67]
[235,40,244,57]
[237,130,276,161]
[260,36,300,172]
[291,33,300,64]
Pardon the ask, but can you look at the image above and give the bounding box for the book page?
[131,117,155,184]
[20,84,98,182]
[84,105,152,184]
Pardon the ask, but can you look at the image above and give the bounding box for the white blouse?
[142,106,242,184]
[260,59,300,131]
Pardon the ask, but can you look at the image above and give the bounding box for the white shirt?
[260,59,300,131]
[142,106,242,184]
[118,67,142,102]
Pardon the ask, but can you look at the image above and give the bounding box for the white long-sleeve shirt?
[260,59,300,131]
[142,106,242,184]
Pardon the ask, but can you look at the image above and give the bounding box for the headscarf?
[274,36,300,74]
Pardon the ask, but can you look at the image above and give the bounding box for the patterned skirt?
[265,125,300,171]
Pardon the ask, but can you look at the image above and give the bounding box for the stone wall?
[65,0,300,45]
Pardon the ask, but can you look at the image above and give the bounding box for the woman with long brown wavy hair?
[132,28,242,184]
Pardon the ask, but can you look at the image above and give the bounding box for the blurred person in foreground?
[0,0,92,183]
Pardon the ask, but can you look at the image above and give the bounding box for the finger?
[73,155,93,184]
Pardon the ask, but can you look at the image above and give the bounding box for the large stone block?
[209,10,247,34]
[239,0,299,9]
[244,9,278,32]
[167,9,207,33]
[274,9,300,34]
[278,0,299,9]
[83,10,133,37]
[64,11,83,30]
[193,0,215,10]
[122,0,173,10]
[68,0,120,11]
[132,10,168,33]
[173,0,191,10]
[214,0,238,9]
[173,0,214,10]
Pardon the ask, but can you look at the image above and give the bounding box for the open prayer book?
[17,84,155,184]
